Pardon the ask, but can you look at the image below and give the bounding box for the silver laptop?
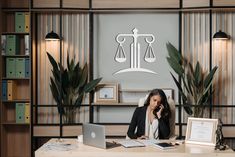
[82,123,120,149]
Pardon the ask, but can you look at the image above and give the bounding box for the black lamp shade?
[45,31,60,40]
[213,30,229,40]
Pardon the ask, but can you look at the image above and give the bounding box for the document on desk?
[117,140,145,148]
[41,142,78,151]
[137,139,158,146]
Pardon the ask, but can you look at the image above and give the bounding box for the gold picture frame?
[95,83,119,103]
[185,117,218,146]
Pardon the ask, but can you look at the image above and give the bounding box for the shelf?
[2,99,30,103]
[119,89,149,92]
[1,32,30,35]
[2,8,30,12]
[2,77,30,80]
[2,122,30,125]
[92,102,138,106]
[2,54,30,58]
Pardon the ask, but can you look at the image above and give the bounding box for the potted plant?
[47,52,102,123]
[166,42,218,117]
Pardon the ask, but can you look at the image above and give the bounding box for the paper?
[189,121,214,142]
[118,140,145,148]
[41,142,78,151]
[137,139,158,146]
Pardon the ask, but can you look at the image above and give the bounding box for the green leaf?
[47,52,59,72]
[194,61,202,87]
[79,63,88,88]
[204,66,218,88]
[74,93,84,107]
[170,73,186,100]
[166,42,182,63]
[186,72,193,95]
[166,57,184,77]
[182,102,193,115]
[73,62,81,88]
[84,78,102,93]
[67,53,71,71]
[61,70,69,91]
[50,78,65,115]
[170,73,193,115]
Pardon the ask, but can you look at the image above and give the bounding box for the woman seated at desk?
[127,89,171,139]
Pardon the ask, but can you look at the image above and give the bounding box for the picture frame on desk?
[185,117,218,146]
[95,83,119,103]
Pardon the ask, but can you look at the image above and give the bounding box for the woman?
[127,89,171,139]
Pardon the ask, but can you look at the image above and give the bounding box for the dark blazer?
[127,106,170,139]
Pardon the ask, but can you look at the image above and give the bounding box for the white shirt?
[145,110,159,139]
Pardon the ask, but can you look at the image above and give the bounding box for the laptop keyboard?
[106,141,120,148]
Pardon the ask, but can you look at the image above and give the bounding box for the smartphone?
[154,105,164,117]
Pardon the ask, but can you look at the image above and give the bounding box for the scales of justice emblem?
[114,28,157,75]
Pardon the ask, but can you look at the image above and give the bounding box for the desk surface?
[35,138,234,157]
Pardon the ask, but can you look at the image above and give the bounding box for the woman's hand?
[137,135,149,140]
[156,104,164,119]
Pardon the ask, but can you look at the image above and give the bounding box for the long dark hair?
[144,89,171,118]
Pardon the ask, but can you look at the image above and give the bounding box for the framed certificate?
[95,83,119,103]
[185,117,218,146]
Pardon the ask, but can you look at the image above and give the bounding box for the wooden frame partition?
[1,0,235,156]
[92,0,180,9]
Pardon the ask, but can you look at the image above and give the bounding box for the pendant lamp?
[45,30,60,41]
[213,30,229,40]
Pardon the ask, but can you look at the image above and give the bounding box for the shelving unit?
[0,0,31,157]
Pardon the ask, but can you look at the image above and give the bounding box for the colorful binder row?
[6,57,30,78]
[16,102,30,123]
[15,12,30,33]
[1,35,29,55]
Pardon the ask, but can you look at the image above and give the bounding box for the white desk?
[35,138,234,157]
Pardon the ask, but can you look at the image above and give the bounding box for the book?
[6,35,19,55]
[2,80,7,101]
[16,103,25,123]
[15,58,25,78]
[1,35,6,55]
[25,103,30,123]
[25,58,30,77]
[7,80,16,100]
[25,12,30,33]
[154,142,175,150]
[15,12,25,33]
[24,35,29,55]
[6,58,16,78]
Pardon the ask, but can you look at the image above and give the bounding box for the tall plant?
[47,52,102,123]
[166,42,218,117]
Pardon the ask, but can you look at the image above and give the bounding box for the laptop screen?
[82,123,106,149]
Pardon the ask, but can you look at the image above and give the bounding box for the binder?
[2,80,7,101]
[24,103,30,123]
[15,12,25,33]
[24,35,29,55]
[24,12,30,33]
[6,35,19,55]
[6,58,16,78]
[25,58,30,77]
[16,103,25,123]
[7,80,16,100]
[1,35,6,55]
[15,58,25,78]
